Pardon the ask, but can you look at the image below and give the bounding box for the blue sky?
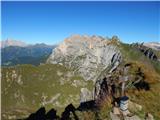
[1,1,160,44]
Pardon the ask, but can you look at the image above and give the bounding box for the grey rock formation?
[110,112,121,120]
[113,107,121,115]
[80,88,93,103]
[124,115,141,120]
[131,43,158,61]
[47,35,122,81]
[145,113,154,120]
[94,74,116,101]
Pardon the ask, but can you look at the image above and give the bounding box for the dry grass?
[119,59,160,120]
[127,83,160,120]
[126,61,160,120]
[83,111,96,120]
[98,97,112,120]
[134,61,160,83]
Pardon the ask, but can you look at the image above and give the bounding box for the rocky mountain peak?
[47,35,122,81]
[63,34,108,48]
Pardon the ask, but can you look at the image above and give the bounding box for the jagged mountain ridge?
[143,42,160,51]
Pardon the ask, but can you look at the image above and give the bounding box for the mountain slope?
[1,44,56,66]
[1,64,94,119]
[2,35,160,120]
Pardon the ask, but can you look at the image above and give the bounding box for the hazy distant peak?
[1,39,27,48]
[143,42,160,51]
[1,39,57,48]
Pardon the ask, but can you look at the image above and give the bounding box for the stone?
[80,88,93,103]
[110,112,121,120]
[124,115,141,120]
[145,113,154,120]
[8,115,17,120]
[121,110,130,116]
[113,107,120,115]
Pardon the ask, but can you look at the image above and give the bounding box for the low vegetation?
[1,64,94,119]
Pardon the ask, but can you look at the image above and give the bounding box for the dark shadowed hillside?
[1,44,56,66]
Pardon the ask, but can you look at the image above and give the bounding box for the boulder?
[145,113,154,120]
[113,107,121,115]
[124,115,141,120]
[80,88,93,103]
[110,112,121,120]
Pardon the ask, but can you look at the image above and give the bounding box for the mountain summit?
[47,35,122,81]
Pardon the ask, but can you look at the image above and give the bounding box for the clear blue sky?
[1,1,160,44]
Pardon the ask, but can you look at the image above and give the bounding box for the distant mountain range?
[143,42,160,51]
[1,39,56,66]
[1,39,159,67]
[1,39,27,48]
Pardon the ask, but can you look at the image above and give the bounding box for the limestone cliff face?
[47,35,122,81]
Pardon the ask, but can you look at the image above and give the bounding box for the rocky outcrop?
[131,43,158,61]
[94,62,150,105]
[47,35,122,81]
[145,113,154,120]
[80,88,93,103]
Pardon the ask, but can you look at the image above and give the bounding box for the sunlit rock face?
[47,35,122,81]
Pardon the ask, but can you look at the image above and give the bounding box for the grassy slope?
[1,64,94,119]
[120,43,160,119]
